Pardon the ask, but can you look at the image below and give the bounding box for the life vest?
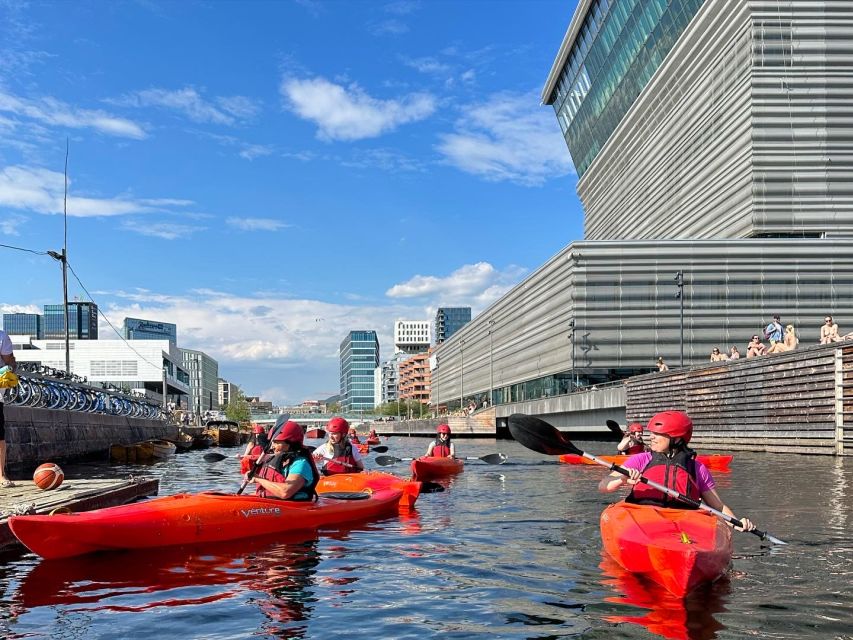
[240,444,266,475]
[432,437,452,458]
[255,449,320,501]
[323,441,359,475]
[349,434,361,444]
[625,449,701,508]
[622,442,645,455]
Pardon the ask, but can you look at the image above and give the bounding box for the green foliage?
[223,389,251,423]
[376,400,428,418]
[326,401,341,413]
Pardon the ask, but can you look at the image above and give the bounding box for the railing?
[6,363,165,421]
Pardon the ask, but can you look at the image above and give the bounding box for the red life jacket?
[255,450,320,501]
[626,449,701,508]
[431,437,452,458]
[240,444,266,474]
[622,442,645,455]
[323,441,359,475]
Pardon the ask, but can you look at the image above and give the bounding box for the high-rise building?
[376,352,407,406]
[218,378,240,407]
[123,317,177,343]
[434,307,471,344]
[180,348,220,416]
[394,320,430,355]
[339,330,379,413]
[2,313,42,339]
[43,302,98,340]
[430,1,853,410]
[399,350,431,406]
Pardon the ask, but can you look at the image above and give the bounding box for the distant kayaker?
[312,417,364,475]
[251,421,320,501]
[616,423,647,455]
[598,411,756,532]
[349,427,362,444]
[426,424,455,458]
[240,424,269,475]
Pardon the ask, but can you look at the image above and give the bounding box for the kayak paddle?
[237,413,290,495]
[203,452,228,462]
[375,453,506,466]
[508,413,786,545]
[370,445,389,454]
[606,419,624,436]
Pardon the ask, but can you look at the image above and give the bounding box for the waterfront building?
[434,307,471,344]
[339,330,379,413]
[2,313,42,339]
[432,0,853,411]
[399,351,431,406]
[180,348,220,416]
[218,378,240,408]
[376,352,408,406]
[123,317,177,343]
[394,320,430,355]
[11,336,190,403]
[43,302,98,340]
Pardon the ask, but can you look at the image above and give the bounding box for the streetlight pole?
[488,320,495,407]
[569,318,576,392]
[675,271,684,367]
[459,339,465,412]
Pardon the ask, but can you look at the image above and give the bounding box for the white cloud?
[115,87,260,125]
[369,19,409,36]
[402,56,450,75]
[0,91,146,139]
[0,213,27,235]
[339,148,425,173]
[386,261,527,308]
[0,164,194,217]
[122,220,205,240]
[281,76,435,141]
[437,91,574,186]
[195,131,274,160]
[384,1,419,15]
[226,217,291,232]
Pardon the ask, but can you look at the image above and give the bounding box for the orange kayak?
[317,470,421,510]
[365,437,381,445]
[410,456,464,481]
[600,502,732,597]
[559,453,732,472]
[357,443,370,454]
[9,488,405,560]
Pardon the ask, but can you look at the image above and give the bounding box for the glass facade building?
[123,317,177,343]
[2,313,42,338]
[546,0,703,176]
[339,331,379,412]
[43,302,98,339]
[180,348,220,415]
[434,307,472,344]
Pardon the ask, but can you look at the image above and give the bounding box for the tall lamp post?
[488,320,495,407]
[459,339,465,412]
[569,318,576,392]
[675,270,684,367]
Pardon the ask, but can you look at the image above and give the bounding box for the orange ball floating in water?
[33,463,64,491]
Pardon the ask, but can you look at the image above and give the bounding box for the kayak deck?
[600,502,732,597]
[9,488,404,560]
[560,453,733,472]
[317,470,421,510]
[410,456,464,481]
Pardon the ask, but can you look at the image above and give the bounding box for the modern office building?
[399,351,431,406]
[180,348,220,416]
[394,320,431,355]
[376,352,408,406]
[43,302,98,340]
[431,0,853,411]
[434,307,471,344]
[218,378,240,408]
[2,313,42,339]
[123,317,177,343]
[339,330,379,412]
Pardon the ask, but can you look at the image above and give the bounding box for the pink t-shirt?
[621,452,716,493]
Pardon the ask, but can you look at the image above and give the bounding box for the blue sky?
[0,0,585,405]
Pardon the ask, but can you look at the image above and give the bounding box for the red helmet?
[327,417,349,434]
[628,423,644,434]
[252,424,265,434]
[436,424,451,435]
[647,411,692,444]
[273,420,303,444]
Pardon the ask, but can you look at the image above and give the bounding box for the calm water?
[0,438,850,640]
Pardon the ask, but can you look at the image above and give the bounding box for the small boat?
[410,456,464,481]
[204,420,241,447]
[191,433,215,449]
[167,433,194,452]
[317,470,421,510]
[9,487,407,560]
[148,440,177,459]
[109,442,155,464]
[559,453,733,472]
[600,502,732,597]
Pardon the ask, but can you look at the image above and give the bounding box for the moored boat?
[167,432,194,452]
[305,428,326,439]
[317,470,421,510]
[599,502,732,597]
[204,420,241,447]
[559,453,733,472]
[9,487,406,560]
[410,456,464,481]
[148,439,177,459]
[191,433,215,449]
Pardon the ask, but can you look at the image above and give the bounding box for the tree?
[223,389,251,424]
[326,401,341,413]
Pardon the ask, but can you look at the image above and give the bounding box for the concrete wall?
[4,405,178,467]
[495,385,626,431]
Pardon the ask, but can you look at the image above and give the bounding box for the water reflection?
[599,553,729,640]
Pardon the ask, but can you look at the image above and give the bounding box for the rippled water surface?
[1,437,851,639]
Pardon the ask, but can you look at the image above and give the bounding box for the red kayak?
[317,470,421,510]
[410,456,464,481]
[9,488,405,560]
[559,454,732,472]
[600,502,732,597]
[365,437,381,445]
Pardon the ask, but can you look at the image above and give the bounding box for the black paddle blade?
[374,455,399,466]
[508,414,582,456]
[480,453,507,465]
[371,445,389,454]
[420,481,445,493]
[203,452,228,462]
[605,419,623,435]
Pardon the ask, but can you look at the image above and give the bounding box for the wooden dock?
[0,477,159,552]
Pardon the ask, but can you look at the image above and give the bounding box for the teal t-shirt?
[283,457,315,501]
